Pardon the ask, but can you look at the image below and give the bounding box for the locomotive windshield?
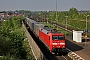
[52,36,64,40]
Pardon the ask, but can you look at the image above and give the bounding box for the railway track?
[52,49,72,60]
[52,23,72,33]
[56,55,72,60]
[24,21,73,60]
[56,49,72,60]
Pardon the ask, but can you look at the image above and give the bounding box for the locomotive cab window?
[58,36,64,40]
[52,36,64,40]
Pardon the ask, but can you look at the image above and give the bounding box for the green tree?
[0,16,30,59]
[68,7,78,20]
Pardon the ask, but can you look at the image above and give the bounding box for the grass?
[40,22,72,36]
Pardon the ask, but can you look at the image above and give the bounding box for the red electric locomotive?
[39,26,66,53]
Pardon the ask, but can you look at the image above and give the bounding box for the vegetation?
[0,16,34,60]
[37,7,90,36]
[16,10,31,17]
[38,7,90,30]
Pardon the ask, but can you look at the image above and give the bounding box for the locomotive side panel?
[39,29,50,50]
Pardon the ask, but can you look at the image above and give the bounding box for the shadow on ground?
[66,39,84,52]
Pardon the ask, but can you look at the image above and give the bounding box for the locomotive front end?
[51,33,66,54]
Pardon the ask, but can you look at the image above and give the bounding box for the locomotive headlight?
[52,43,57,45]
[60,43,65,45]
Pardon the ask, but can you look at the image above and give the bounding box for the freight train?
[25,17,66,54]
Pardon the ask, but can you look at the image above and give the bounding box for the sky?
[0,0,90,11]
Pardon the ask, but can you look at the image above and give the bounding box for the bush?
[0,16,33,60]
